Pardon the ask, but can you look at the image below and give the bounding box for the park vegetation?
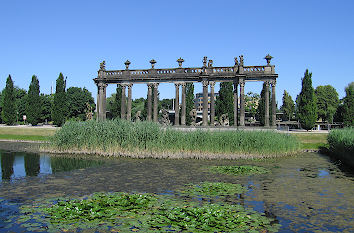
[46,119,301,158]
[327,127,354,167]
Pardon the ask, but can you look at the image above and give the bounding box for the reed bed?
[45,120,301,159]
[327,127,354,167]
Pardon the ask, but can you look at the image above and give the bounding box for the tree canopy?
[296,69,317,130]
[315,85,339,123]
[281,90,295,121]
[185,83,195,125]
[216,82,234,124]
[26,75,41,125]
[2,75,16,125]
[66,87,95,121]
[343,82,354,126]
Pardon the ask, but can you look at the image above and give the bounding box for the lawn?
[0,126,58,141]
[293,133,328,150]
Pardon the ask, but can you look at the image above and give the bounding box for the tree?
[26,75,41,125]
[342,82,354,126]
[296,69,317,130]
[160,98,173,110]
[52,73,67,126]
[281,90,295,121]
[66,87,95,121]
[40,94,53,123]
[2,75,16,125]
[315,85,339,123]
[107,86,122,119]
[14,87,27,123]
[256,83,272,126]
[245,92,260,121]
[185,83,195,125]
[215,82,234,124]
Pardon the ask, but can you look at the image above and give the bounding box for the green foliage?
[49,119,301,156]
[245,92,260,120]
[40,94,53,122]
[18,191,280,232]
[216,82,234,124]
[281,90,295,121]
[66,87,95,121]
[315,85,339,123]
[26,75,41,125]
[343,82,354,126]
[52,73,67,126]
[180,182,246,196]
[185,83,195,125]
[160,98,173,110]
[2,75,16,125]
[107,86,122,119]
[210,165,270,176]
[296,70,317,130]
[327,128,354,165]
[14,87,27,123]
[131,97,145,120]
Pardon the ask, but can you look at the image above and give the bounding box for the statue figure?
[161,108,170,126]
[202,56,208,67]
[85,102,93,121]
[100,60,106,70]
[234,57,239,66]
[208,59,213,67]
[135,111,142,122]
[219,113,229,126]
[239,55,244,66]
[189,109,197,126]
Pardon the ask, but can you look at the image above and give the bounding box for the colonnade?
[98,79,277,127]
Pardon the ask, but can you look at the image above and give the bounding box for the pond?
[0,142,353,232]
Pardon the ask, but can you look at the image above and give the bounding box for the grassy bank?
[293,133,328,150]
[0,126,57,141]
[45,120,301,158]
[327,128,354,167]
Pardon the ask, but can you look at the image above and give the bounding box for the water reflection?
[0,151,104,183]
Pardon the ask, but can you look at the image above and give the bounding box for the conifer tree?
[185,83,195,125]
[281,90,295,121]
[343,82,354,126]
[215,82,234,124]
[315,85,339,123]
[111,86,122,119]
[296,69,317,130]
[2,75,16,125]
[52,73,67,126]
[26,75,41,125]
[256,83,272,125]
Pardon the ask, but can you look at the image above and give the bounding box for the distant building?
[194,92,219,112]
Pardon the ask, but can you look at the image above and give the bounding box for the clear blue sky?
[1,0,353,106]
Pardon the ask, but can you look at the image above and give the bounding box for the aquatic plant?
[180,181,246,197]
[46,119,300,158]
[210,165,270,176]
[17,191,280,232]
[327,127,354,167]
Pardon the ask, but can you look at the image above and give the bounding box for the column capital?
[153,82,159,88]
[174,82,181,88]
[97,82,107,89]
[264,80,270,86]
[202,80,209,87]
[127,83,133,88]
[270,80,276,86]
[147,83,154,89]
[181,82,187,88]
[209,81,216,88]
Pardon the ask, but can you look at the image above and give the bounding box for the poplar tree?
[215,82,234,124]
[26,75,41,125]
[52,73,67,126]
[111,86,122,119]
[2,75,16,125]
[296,69,317,130]
[343,82,354,126]
[185,83,195,125]
[281,90,295,121]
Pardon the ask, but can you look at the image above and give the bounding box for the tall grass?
[46,120,301,159]
[327,127,354,167]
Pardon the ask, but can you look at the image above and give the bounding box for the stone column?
[265,81,270,127]
[210,81,215,126]
[97,82,107,121]
[233,81,239,126]
[174,83,180,125]
[147,84,153,121]
[121,84,127,119]
[153,83,159,122]
[96,87,100,121]
[202,80,209,126]
[127,84,133,121]
[181,83,186,126]
[239,80,245,126]
[271,80,277,127]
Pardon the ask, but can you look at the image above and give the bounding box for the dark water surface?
[0,142,353,232]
